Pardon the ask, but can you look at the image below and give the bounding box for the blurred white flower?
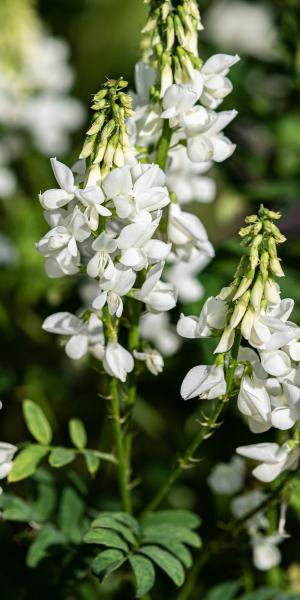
[208,456,246,495]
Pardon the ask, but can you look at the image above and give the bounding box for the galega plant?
[4,1,300,599]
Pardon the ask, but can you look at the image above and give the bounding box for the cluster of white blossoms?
[0,0,84,198]
[178,206,300,484]
[129,0,239,303]
[208,456,287,571]
[36,0,240,384]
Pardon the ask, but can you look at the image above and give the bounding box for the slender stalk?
[110,378,132,513]
[156,120,172,170]
[142,329,243,516]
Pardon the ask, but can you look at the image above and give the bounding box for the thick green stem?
[110,378,132,513]
[156,120,172,170]
[142,329,243,516]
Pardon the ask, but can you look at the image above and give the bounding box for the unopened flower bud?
[268,236,277,258]
[232,269,255,301]
[174,56,183,83]
[161,1,170,21]
[161,54,173,96]
[104,134,118,167]
[113,143,124,167]
[91,98,107,111]
[214,327,235,354]
[250,274,264,312]
[259,251,269,279]
[230,291,250,329]
[166,15,175,50]
[100,119,116,143]
[93,141,107,164]
[79,134,96,159]
[174,15,186,46]
[264,278,281,304]
[241,306,256,340]
[217,284,237,301]
[245,214,259,224]
[270,256,284,277]
[87,113,105,136]
[86,164,101,186]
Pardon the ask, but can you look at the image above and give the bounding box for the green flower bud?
[232,269,255,301]
[166,15,175,50]
[259,251,269,279]
[250,274,264,312]
[230,290,250,329]
[174,15,186,46]
[79,134,97,159]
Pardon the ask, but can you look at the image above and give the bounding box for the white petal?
[102,166,132,198]
[177,314,199,338]
[65,334,88,359]
[260,350,291,377]
[40,189,73,210]
[42,312,82,335]
[181,365,208,400]
[50,158,75,194]
[236,443,279,463]
[202,54,240,74]
[271,407,295,430]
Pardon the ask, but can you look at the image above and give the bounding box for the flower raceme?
[177,206,300,483]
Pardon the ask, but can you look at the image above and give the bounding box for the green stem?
[142,329,243,516]
[110,378,132,513]
[156,120,172,170]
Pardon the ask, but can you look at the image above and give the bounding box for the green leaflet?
[142,524,201,548]
[48,447,76,467]
[83,450,101,474]
[139,545,185,587]
[8,445,49,482]
[83,527,129,552]
[91,549,126,581]
[26,524,65,568]
[91,515,137,545]
[23,399,52,446]
[204,581,242,600]
[0,494,39,522]
[142,510,200,530]
[93,511,141,536]
[68,418,87,450]
[129,555,155,598]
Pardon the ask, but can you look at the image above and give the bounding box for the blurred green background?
[1,0,300,598]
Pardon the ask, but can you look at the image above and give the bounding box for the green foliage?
[69,418,87,450]
[48,447,76,467]
[8,444,49,482]
[204,581,242,600]
[26,524,66,568]
[23,399,52,445]
[83,509,201,596]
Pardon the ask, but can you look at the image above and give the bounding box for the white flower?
[42,311,104,360]
[259,349,291,377]
[177,296,228,339]
[208,456,246,495]
[200,54,240,109]
[93,264,136,318]
[181,364,226,400]
[166,146,216,205]
[237,374,271,433]
[161,78,202,120]
[0,442,17,490]
[117,211,171,271]
[133,349,164,375]
[236,441,300,483]
[133,262,177,313]
[185,109,237,164]
[166,252,209,303]
[167,203,214,261]
[39,158,110,228]
[140,312,180,357]
[205,0,278,60]
[231,489,267,530]
[252,534,282,571]
[36,207,91,277]
[87,232,117,279]
[103,342,134,382]
[102,163,169,220]
[246,299,300,351]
